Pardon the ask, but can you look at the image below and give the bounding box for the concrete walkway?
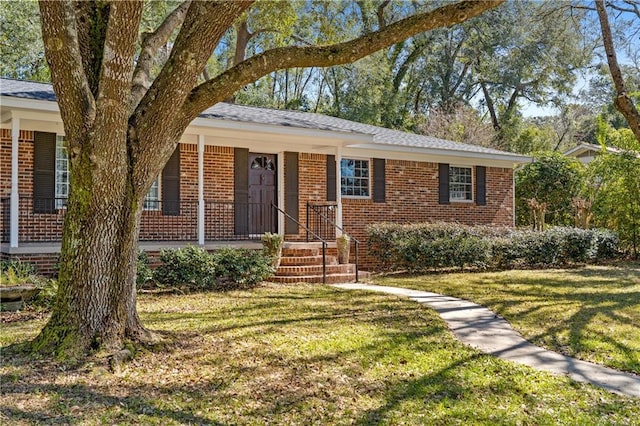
[333,283,640,398]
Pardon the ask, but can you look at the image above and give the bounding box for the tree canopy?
[21,0,505,359]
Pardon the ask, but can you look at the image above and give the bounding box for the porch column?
[197,134,205,245]
[277,151,285,235]
[335,146,343,237]
[10,117,20,248]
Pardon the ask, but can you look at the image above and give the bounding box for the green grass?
[1,282,639,425]
[376,264,640,375]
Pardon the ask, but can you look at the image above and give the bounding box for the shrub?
[154,246,217,289]
[152,246,273,291]
[136,251,155,288]
[367,222,619,271]
[213,248,274,289]
[591,228,619,260]
[30,279,59,309]
[0,259,36,285]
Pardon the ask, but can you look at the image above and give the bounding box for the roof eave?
[346,142,532,164]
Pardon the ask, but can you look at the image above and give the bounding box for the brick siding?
[2,130,513,272]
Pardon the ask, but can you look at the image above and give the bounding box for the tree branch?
[38,0,95,146]
[183,0,505,120]
[130,1,191,111]
[607,0,640,18]
[131,1,253,189]
[93,1,143,146]
[596,0,640,141]
[377,0,391,29]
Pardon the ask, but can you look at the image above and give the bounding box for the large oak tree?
[32,0,503,359]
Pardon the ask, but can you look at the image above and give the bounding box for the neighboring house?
[563,142,622,165]
[1,78,529,278]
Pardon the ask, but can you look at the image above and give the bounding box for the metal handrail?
[272,202,328,284]
[307,202,360,282]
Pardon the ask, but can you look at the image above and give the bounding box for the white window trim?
[143,177,162,211]
[340,157,372,199]
[449,165,474,203]
[53,140,162,211]
[55,136,68,209]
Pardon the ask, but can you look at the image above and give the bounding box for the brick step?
[279,255,338,266]
[269,273,359,284]
[281,248,320,257]
[276,263,354,276]
[283,241,337,249]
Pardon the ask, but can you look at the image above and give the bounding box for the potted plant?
[336,234,351,264]
[261,232,284,268]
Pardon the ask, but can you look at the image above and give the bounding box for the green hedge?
[367,223,619,272]
[144,246,274,291]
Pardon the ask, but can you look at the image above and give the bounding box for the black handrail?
[307,203,360,282]
[272,202,327,284]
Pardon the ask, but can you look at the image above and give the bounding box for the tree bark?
[595,0,640,142]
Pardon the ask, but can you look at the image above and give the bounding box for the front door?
[248,153,276,234]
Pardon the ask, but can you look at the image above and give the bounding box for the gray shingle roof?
[1,78,525,159]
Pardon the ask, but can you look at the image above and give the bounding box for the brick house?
[1,79,529,280]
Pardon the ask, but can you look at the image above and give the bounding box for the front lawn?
[376,264,640,375]
[2,283,638,424]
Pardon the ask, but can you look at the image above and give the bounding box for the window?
[55,136,69,209]
[53,136,160,210]
[449,166,473,201]
[340,158,369,197]
[143,178,160,210]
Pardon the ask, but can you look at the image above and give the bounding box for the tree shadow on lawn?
[0,371,226,425]
[2,285,638,425]
[389,269,640,374]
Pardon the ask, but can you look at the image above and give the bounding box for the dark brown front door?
[248,153,276,234]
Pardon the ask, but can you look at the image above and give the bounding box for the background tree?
[30,0,504,359]
[595,0,640,141]
[586,124,640,257]
[0,0,49,81]
[515,152,585,227]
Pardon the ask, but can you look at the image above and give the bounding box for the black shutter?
[285,151,299,234]
[373,158,386,203]
[476,166,486,206]
[162,146,180,216]
[438,163,450,205]
[33,131,57,213]
[326,155,336,202]
[234,148,249,235]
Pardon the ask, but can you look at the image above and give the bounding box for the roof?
[563,142,622,157]
[1,78,528,162]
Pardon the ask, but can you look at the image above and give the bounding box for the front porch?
[0,196,339,245]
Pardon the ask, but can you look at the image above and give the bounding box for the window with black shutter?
[326,155,336,202]
[285,152,299,234]
[234,148,249,235]
[373,158,386,203]
[438,163,450,205]
[476,166,486,206]
[162,147,180,216]
[33,131,57,213]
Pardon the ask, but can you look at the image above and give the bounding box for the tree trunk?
[31,135,151,360]
[595,0,640,142]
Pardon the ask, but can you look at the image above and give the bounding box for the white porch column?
[335,146,343,237]
[197,135,205,245]
[10,117,20,248]
[277,151,285,235]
